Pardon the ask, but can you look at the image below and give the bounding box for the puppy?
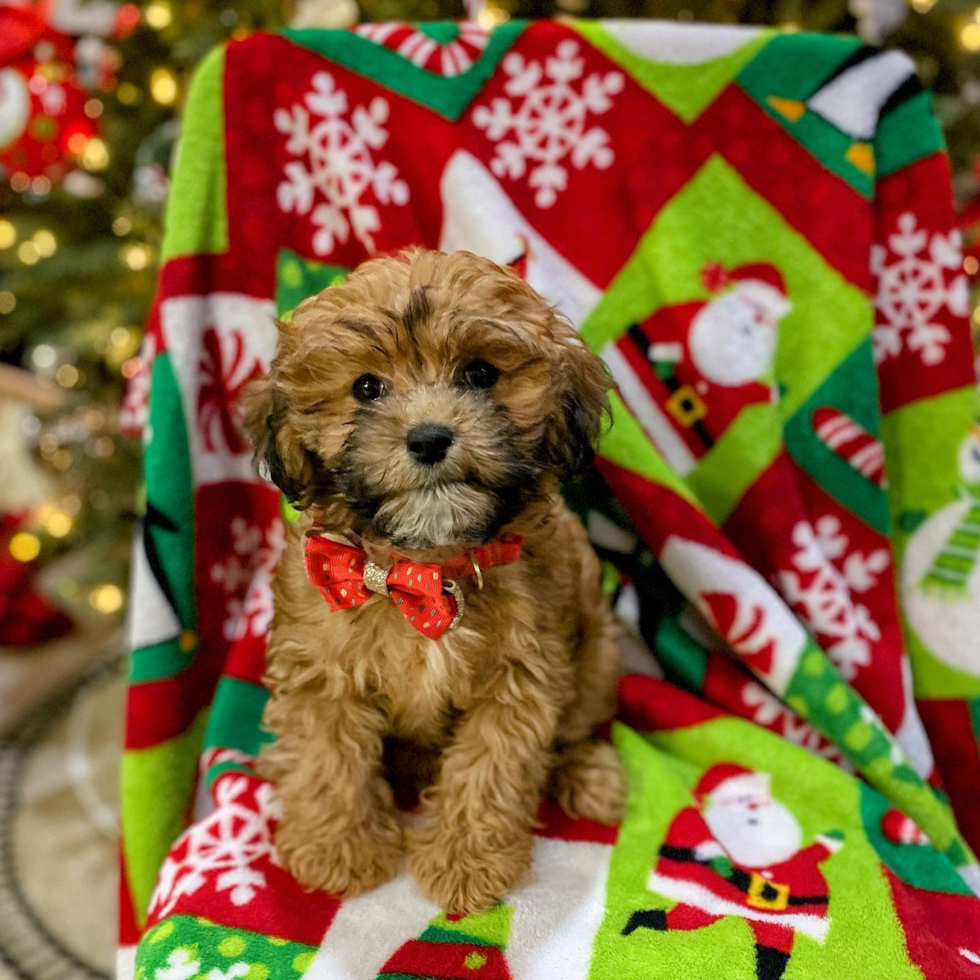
[244,249,624,913]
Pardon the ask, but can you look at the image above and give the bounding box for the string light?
[89,583,124,614]
[10,172,30,193]
[32,229,56,257]
[150,67,178,105]
[145,0,173,29]
[910,0,937,11]
[0,220,15,249]
[34,503,73,538]
[962,21,980,50]
[67,131,89,155]
[84,98,103,118]
[122,243,152,270]
[31,344,57,370]
[476,2,509,27]
[0,292,15,314]
[81,137,110,171]
[55,364,80,387]
[112,216,132,236]
[9,533,41,563]
[116,81,141,105]
[17,241,39,265]
[965,256,979,275]
[31,176,51,196]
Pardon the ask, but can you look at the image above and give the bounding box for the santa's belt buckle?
[747,873,789,911]
[665,385,707,428]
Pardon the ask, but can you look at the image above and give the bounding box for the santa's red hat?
[695,763,769,802]
[701,261,786,296]
[700,262,790,321]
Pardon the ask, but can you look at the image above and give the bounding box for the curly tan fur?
[244,249,624,913]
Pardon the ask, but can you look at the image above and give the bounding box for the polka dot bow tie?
[303,532,524,640]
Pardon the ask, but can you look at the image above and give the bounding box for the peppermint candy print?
[355,22,490,77]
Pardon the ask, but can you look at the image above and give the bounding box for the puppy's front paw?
[275,809,403,898]
[407,825,532,913]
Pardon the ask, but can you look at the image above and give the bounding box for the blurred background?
[1,0,979,976]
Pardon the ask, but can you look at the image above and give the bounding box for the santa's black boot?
[622,909,667,936]
[755,945,790,980]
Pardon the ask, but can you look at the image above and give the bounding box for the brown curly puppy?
[243,249,624,913]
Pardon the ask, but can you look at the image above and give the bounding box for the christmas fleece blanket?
[120,18,980,980]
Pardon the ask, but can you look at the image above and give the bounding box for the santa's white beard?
[689,291,778,388]
[705,799,802,867]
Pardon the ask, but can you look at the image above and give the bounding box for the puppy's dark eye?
[461,360,499,389]
[352,374,386,402]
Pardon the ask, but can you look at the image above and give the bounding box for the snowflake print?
[779,521,883,680]
[274,71,409,256]
[211,516,285,642]
[810,514,890,594]
[741,680,851,769]
[149,776,281,919]
[206,966,249,980]
[155,948,201,980]
[198,327,263,456]
[871,212,969,366]
[472,39,624,208]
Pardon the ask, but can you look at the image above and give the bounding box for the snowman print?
[901,426,980,678]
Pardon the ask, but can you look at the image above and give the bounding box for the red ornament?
[0,1,116,189]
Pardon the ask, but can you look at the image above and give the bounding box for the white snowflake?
[149,776,282,919]
[472,39,624,208]
[211,516,285,642]
[155,948,201,980]
[779,521,882,680]
[207,966,249,980]
[274,71,409,255]
[741,680,852,769]
[810,514,890,594]
[871,211,969,366]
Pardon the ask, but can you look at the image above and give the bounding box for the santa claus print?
[622,764,843,980]
[611,262,791,465]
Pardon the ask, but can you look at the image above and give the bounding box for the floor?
[0,621,124,980]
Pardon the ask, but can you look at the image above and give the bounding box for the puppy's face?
[244,250,610,552]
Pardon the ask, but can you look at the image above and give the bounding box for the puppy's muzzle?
[407,423,454,465]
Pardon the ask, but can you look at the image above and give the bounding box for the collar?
[303,530,524,639]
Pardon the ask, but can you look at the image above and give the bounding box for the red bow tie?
[304,532,524,640]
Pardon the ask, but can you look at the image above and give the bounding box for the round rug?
[0,654,124,980]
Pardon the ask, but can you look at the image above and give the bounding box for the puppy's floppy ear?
[544,320,612,479]
[241,377,324,509]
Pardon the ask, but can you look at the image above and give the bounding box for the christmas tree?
[0,0,977,631]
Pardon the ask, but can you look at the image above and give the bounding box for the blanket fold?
[120,18,980,980]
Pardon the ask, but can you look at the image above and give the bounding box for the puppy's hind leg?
[551,554,625,826]
[549,739,625,826]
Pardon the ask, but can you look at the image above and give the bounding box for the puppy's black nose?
[407,423,454,465]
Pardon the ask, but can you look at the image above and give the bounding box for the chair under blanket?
[120,18,980,980]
